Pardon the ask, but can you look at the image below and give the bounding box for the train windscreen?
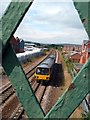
[36,68,49,75]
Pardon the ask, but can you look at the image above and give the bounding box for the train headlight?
[46,77,49,80]
[35,76,39,78]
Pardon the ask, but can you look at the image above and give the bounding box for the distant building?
[19,39,24,53]
[10,36,20,53]
[10,36,24,53]
[80,40,90,64]
[63,44,82,53]
[25,43,36,47]
[69,52,81,63]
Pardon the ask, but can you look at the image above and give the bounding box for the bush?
[64,57,74,75]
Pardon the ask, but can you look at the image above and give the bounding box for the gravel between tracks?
[2,93,19,119]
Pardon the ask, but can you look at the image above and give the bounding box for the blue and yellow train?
[34,54,56,82]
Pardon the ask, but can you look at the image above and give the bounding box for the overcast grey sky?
[1,0,89,44]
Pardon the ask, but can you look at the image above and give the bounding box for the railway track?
[1,70,42,119]
[0,84,14,105]
[9,104,24,119]
[0,69,36,106]
[1,52,52,104]
[9,82,46,119]
[1,51,56,119]
[1,49,82,119]
[1,51,52,89]
[8,51,57,119]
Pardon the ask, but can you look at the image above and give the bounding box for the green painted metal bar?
[2,44,45,118]
[44,58,90,119]
[1,0,90,119]
[1,1,32,53]
[73,1,90,38]
[1,1,45,118]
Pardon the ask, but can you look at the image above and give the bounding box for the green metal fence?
[1,1,90,119]
[73,1,90,38]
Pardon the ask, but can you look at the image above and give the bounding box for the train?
[16,48,44,64]
[34,54,56,82]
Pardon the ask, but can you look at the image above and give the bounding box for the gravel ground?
[2,93,19,119]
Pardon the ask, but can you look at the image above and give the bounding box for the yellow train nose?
[35,75,50,80]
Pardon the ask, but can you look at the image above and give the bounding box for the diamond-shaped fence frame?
[1,1,90,119]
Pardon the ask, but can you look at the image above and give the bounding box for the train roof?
[48,54,55,59]
[37,54,55,68]
[38,64,50,68]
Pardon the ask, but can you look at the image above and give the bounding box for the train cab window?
[36,68,49,75]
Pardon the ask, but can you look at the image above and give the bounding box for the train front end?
[35,67,50,81]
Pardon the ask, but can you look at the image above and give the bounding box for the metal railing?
[1,1,90,119]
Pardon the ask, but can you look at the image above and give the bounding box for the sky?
[0,0,89,44]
